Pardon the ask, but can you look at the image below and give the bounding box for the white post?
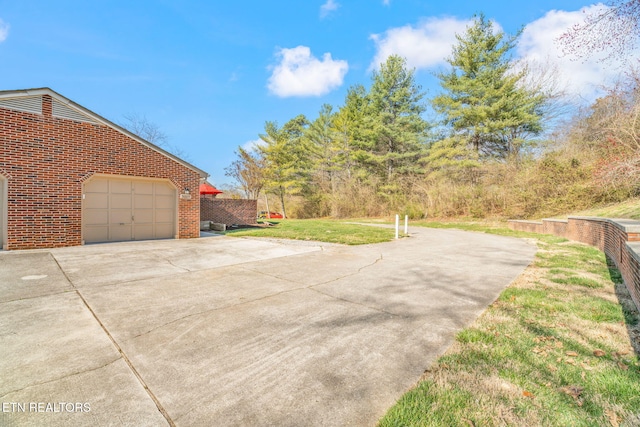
[395,214,399,239]
[404,215,408,235]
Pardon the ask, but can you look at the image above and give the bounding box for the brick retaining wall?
[508,217,640,312]
[200,197,257,225]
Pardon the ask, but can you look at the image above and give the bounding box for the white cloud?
[0,19,9,43]
[369,17,471,71]
[382,0,390,5]
[320,0,339,18]
[267,46,349,97]
[241,139,264,152]
[517,5,635,101]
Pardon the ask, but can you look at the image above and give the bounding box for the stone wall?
[508,217,640,312]
[200,198,257,226]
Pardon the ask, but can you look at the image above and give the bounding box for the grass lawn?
[226,216,639,424]
[223,218,396,245]
[379,222,640,426]
[559,198,640,220]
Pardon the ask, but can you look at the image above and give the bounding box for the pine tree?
[333,85,368,181]
[302,105,339,215]
[432,15,544,162]
[258,115,309,218]
[357,55,430,184]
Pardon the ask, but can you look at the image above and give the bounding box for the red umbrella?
[199,182,223,196]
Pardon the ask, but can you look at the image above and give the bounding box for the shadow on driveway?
[0,229,535,426]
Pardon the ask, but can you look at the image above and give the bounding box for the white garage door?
[83,177,176,243]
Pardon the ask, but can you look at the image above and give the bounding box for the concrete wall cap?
[568,216,640,233]
[628,242,640,262]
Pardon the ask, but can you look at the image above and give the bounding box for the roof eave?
[0,87,209,179]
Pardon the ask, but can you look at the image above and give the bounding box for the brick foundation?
[508,217,640,313]
[200,197,257,225]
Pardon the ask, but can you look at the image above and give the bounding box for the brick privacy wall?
[507,220,544,234]
[0,95,201,250]
[508,217,640,313]
[200,197,257,225]
[543,219,569,237]
[508,219,570,236]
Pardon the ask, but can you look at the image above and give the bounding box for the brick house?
[0,88,208,250]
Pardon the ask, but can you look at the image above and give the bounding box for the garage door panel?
[84,177,176,244]
[134,181,154,194]
[155,182,174,195]
[110,180,131,194]
[155,209,174,223]
[134,194,153,208]
[85,193,108,209]
[111,194,132,209]
[84,226,109,243]
[155,195,174,209]
[134,209,153,224]
[84,179,108,193]
[84,210,108,225]
[134,225,154,240]
[110,209,132,224]
[110,225,132,241]
[155,223,174,238]
[0,178,4,247]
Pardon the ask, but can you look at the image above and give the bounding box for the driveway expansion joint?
[1,228,537,426]
[50,247,178,427]
[74,287,176,426]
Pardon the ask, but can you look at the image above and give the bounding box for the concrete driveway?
[0,227,536,426]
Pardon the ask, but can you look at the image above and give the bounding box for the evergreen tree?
[258,115,309,218]
[304,104,340,215]
[432,15,544,162]
[333,84,368,181]
[358,55,430,184]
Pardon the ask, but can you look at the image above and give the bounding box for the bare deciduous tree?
[559,1,640,63]
[120,113,188,159]
[515,57,574,123]
[224,147,265,200]
[588,71,640,190]
[121,113,168,145]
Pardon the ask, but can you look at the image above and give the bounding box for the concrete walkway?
[0,227,536,426]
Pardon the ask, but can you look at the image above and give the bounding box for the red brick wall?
[0,94,201,249]
[508,217,640,312]
[200,197,257,225]
[543,219,569,237]
[508,220,544,234]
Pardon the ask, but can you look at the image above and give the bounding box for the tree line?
[225,14,640,219]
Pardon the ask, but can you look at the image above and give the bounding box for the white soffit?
[0,96,42,114]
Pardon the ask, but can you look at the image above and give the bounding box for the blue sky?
[0,1,630,186]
